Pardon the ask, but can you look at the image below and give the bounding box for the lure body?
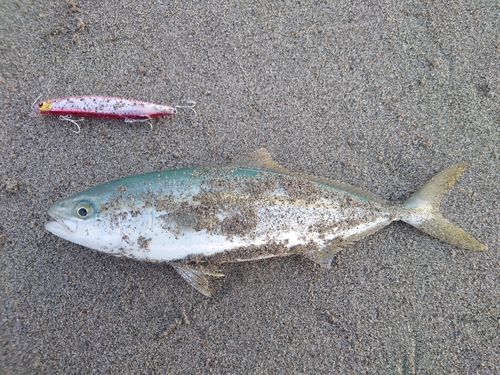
[34,96,176,119]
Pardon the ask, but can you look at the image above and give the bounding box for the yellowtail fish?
[45,149,486,296]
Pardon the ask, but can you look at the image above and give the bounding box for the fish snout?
[47,203,79,233]
[45,216,78,235]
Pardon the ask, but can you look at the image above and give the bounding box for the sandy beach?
[1,0,499,373]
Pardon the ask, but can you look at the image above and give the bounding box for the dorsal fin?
[231,149,294,174]
[300,175,387,204]
[232,149,387,204]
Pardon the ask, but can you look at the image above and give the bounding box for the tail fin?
[401,164,487,251]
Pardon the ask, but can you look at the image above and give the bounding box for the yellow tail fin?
[401,164,487,251]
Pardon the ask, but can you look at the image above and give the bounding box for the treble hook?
[31,95,42,109]
[124,115,153,131]
[174,101,197,117]
[59,115,84,134]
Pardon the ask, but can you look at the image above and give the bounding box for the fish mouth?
[45,211,77,234]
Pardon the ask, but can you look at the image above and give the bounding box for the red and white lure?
[32,96,196,133]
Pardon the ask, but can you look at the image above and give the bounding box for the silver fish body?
[45,149,486,296]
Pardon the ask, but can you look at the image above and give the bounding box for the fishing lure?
[33,96,196,133]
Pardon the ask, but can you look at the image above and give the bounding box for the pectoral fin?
[170,262,224,297]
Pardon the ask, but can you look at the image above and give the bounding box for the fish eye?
[75,201,93,219]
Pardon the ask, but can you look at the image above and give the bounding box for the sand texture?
[1,0,499,373]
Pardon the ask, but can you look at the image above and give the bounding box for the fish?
[45,149,487,296]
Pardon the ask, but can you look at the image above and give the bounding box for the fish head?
[45,192,122,253]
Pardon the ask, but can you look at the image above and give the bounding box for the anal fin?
[306,220,393,268]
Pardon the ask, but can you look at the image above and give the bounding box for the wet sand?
[1,1,499,373]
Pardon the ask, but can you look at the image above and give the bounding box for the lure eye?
[75,201,93,219]
[38,102,43,108]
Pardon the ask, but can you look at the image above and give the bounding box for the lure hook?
[174,101,197,117]
[31,95,42,109]
[59,115,84,134]
[124,116,153,131]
